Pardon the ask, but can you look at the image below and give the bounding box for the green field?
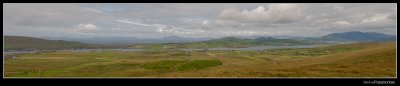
[4,42,396,77]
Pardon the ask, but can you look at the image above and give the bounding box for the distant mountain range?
[180,31,396,48]
[4,31,396,50]
[42,36,211,44]
[4,36,87,50]
[320,31,396,42]
[162,36,184,40]
[177,36,320,48]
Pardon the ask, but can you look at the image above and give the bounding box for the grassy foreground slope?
[149,42,396,77]
[4,42,396,77]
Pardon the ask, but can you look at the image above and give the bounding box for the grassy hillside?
[193,37,317,47]
[280,43,396,77]
[136,37,320,49]
[4,42,396,77]
[156,42,396,77]
[183,37,254,48]
[4,36,87,50]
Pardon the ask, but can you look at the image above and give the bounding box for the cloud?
[115,19,167,30]
[3,3,396,38]
[198,3,396,36]
[114,18,194,36]
[84,7,108,14]
[333,6,344,11]
[218,4,305,24]
[199,4,308,31]
[361,13,392,23]
[331,21,351,26]
[78,23,97,30]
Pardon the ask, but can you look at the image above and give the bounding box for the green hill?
[4,36,87,50]
[320,31,396,42]
[181,37,317,48]
[137,37,322,49]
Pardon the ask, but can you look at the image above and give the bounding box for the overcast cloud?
[3,3,397,38]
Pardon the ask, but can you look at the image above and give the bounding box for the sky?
[3,3,397,38]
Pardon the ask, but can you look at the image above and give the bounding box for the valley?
[3,31,397,77]
[3,3,397,80]
[4,41,396,77]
